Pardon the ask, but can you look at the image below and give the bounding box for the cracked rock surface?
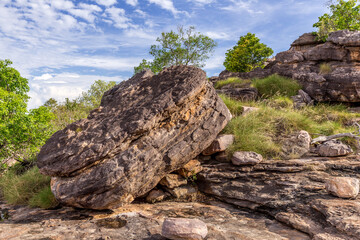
[37,65,231,209]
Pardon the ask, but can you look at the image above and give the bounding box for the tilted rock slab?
[37,65,231,209]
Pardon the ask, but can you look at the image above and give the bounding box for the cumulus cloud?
[105,7,133,29]
[125,0,138,7]
[147,0,179,15]
[93,0,117,7]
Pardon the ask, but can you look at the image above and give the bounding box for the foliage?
[223,33,273,73]
[252,74,301,98]
[0,60,54,163]
[0,166,57,208]
[214,77,251,89]
[134,26,217,74]
[319,63,332,74]
[221,94,360,159]
[313,0,360,41]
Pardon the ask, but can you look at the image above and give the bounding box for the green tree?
[313,0,360,41]
[79,79,116,108]
[0,60,54,163]
[134,26,217,74]
[223,33,273,73]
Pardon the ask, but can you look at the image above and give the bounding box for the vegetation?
[134,26,217,74]
[221,94,359,159]
[0,166,58,208]
[252,74,301,98]
[223,33,273,73]
[313,0,360,41]
[214,77,251,89]
[0,60,54,167]
[319,63,332,74]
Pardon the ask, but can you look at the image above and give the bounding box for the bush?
[214,77,251,89]
[0,166,58,208]
[252,74,301,98]
[223,33,273,72]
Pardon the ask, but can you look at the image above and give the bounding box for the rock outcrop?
[37,65,231,210]
[198,156,360,239]
[216,30,360,103]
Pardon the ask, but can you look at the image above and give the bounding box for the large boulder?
[37,65,232,209]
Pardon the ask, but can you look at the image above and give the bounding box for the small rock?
[178,160,202,178]
[166,185,197,199]
[202,134,235,155]
[161,218,208,240]
[242,106,259,116]
[146,189,169,203]
[231,151,263,166]
[159,174,187,189]
[325,177,359,198]
[317,140,353,157]
[281,130,311,159]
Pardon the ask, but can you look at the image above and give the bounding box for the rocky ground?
[0,200,309,240]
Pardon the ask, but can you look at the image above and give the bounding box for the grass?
[214,77,251,89]
[221,95,360,159]
[0,166,58,208]
[252,74,301,98]
[319,63,332,74]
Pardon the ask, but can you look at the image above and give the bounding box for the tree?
[223,33,273,73]
[0,59,54,164]
[134,26,217,74]
[313,0,360,41]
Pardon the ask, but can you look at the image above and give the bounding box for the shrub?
[29,186,58,209]
[252,74,301,98]
[0,166,58,208]
[214,77,251,89]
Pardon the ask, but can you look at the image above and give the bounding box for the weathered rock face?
[37,65,231,209]
[317,140,353,157]
[216,30,360,103]
[280,130,311,159]
[198,156,360,239]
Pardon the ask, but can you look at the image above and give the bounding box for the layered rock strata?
[37,65,231,209]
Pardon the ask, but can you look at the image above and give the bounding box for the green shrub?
[214,77,251,89]
[0,166,58,208]
[252,74,301,98]
[29,185,58,209]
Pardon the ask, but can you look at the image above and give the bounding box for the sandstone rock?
[275,50,304,63]
[327,30,360,46]
[215,151,229,163]
[37,65,232,209]
[291,33,322,48]
[242,106,259,116]
[202,134,235,156]
[160,174,187,189]
[161,218,208,240]
[291,90,314,109]
[281,130,311,159]
[325,177,359,199]
[146,189,169,203]
[216,87,258,101]
[198,156,360,239]
[178,160,202,178]
[231,151,263,166]
[166,185,197,199]
[317,140,353,157]
[304,42,348,61]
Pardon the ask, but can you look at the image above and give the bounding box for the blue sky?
[0,0,329,108]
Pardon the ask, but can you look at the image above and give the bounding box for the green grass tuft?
[29,185,58,209]
[0,166,58,208]
[319,63,332,74]
[252,74,301,98]
[214,77,251,89]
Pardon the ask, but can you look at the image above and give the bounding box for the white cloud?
[206,31,229,40]
[94,0,117,7]
[148,0,179,15]
[28,73,124,109]
[222,0,264,14]
[125,0,138,7]
[105,7,133,29]
[68,4,102,23]
[190,0,215,5]
[34,73,53,81]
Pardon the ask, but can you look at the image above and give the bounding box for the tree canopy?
[313,0,360,41]
[223,33,273,73]
[134,26,217,74]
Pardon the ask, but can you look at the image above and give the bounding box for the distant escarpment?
[37,65,231,210]
[218,30,360,103]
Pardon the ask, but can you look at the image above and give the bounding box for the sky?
[0,0,329,109]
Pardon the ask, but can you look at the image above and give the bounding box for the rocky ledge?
[218,30,360,103]
[198,155,360,240]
